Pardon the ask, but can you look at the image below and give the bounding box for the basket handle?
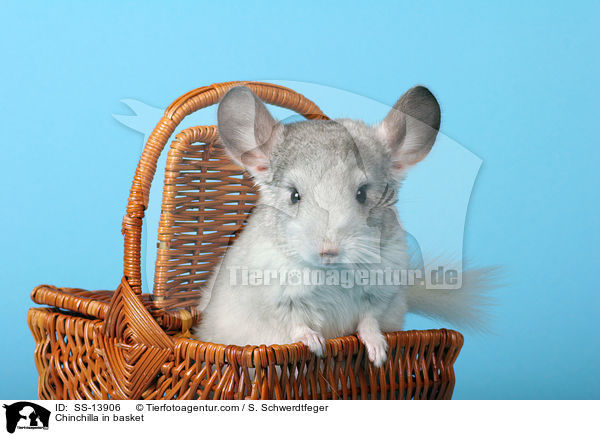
[122,81,328,294]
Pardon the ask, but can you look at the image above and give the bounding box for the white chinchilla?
[193,85,493,366]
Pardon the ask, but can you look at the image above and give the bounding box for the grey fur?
[193,85,489,367]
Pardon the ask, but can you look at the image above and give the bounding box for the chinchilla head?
[217,86,440,267]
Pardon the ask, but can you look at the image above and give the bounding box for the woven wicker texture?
[29,306,462,400]
[28,81,464,399]
[153,126,257,311]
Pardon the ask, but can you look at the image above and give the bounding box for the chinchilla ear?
[377,86,441,174]
[217,86,282,181]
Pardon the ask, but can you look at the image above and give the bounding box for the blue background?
[1,1,598,399]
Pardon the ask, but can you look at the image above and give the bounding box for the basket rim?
[170,328,465,369]
[28,305,464,368]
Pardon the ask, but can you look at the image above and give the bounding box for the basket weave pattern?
[28,81,463,399]
[153,125,258,312]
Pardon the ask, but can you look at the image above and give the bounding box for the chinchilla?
[193,85,494,366]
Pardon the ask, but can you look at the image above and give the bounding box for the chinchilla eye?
[356,185,367,204]
[290,188,301,204]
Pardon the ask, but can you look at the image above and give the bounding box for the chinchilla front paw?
[358,324,389,367]
[363,334,389,367]
[293,326,326,357]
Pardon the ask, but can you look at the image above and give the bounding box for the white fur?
[193,86,493,367]
[195,206,409,366]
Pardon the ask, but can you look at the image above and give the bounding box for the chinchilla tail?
[405,263,500,332]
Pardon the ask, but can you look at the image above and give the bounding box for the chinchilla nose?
[319,240,339,258]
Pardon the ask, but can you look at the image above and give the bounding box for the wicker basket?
[27,81,464,400]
